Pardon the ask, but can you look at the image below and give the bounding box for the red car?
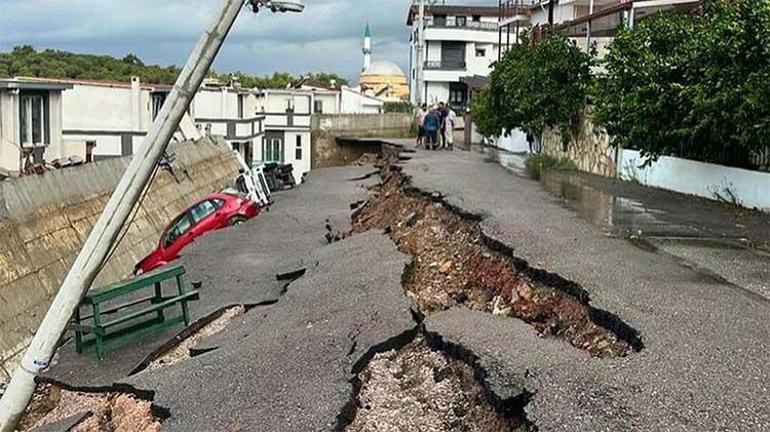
[135,192,260,274]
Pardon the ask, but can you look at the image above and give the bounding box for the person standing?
[423,107,440,150]
[444,104,457,150]
[437,102,448,148]
[415,103,428,148]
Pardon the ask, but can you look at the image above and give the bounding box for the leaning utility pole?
[0,0,246,429]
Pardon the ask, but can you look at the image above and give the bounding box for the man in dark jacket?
[437,102,448,148]
[423,108,440,150]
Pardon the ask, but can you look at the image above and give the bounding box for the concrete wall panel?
[0,137,240,377]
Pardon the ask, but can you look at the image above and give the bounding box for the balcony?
[427,17,499,32]
[195,115,265,141]
[424,60,467,71]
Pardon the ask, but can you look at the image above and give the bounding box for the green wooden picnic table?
[69,265,199,360]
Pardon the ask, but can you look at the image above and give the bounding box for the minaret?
[362,22,372,72]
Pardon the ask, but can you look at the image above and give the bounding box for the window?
[314,100,324,114]
[263,138,283,162]
[212,198,226,209]
[476,46,487,57]
[165,214,194,247]
[237,94,245,119]
[190,200,218,223]
[472,15,481,22]
[295,135,303,160]
[285,98,295,112]
[20,94,46,147]
[456,16,467,27]
[151,93,167,120]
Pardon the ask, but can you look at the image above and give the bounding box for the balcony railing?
[195,115,265,141]
[427,17,499,32]
[424,60,467,71]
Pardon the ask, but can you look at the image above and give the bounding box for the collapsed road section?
[351,163,642,358]
[18,383,164,432]
[345,336,523,432]
[338,157,645,431]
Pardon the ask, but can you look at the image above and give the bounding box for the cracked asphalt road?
[394,144,770,431]
[42,146,770,431]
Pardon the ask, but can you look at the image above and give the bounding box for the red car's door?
[162,212,196,260]
[189,199,226,237]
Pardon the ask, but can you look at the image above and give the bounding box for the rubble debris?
[352,166,640,358]
[21,384,162,432]
[147,305,246,371]
[345,337,523,432]
[353,153,382,166]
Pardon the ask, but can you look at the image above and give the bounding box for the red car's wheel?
[228,216,247,226]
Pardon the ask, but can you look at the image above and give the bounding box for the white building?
[191,79,265,168]
[521,0,700,57]
[0,78,77,174]
[254,89,312,183]
[407,5,505,109]
[340,86,385,114]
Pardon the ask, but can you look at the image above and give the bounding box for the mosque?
[357,23,409,102]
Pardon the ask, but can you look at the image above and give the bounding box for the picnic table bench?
[69,265,199,360]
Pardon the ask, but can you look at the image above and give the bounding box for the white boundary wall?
[620,149,770,211]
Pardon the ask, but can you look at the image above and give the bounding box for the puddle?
[538,170,700,238]
[476,145,528,175]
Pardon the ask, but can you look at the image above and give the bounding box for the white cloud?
[0,0,498,82]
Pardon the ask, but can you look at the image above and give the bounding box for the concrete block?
[0,274,50,326]
[23,226,82,273]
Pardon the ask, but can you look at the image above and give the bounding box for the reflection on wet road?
[478,144,770,300]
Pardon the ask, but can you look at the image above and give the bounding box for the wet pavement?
[479,144,770,300]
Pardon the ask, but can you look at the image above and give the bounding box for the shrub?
[524,154,576,180]
[384,101,414,113]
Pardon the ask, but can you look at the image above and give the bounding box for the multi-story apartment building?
[512,0,700,57]
[407,5,507,109]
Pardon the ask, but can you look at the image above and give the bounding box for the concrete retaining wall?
[0,137,240,379]
[311,113,413,168]
[620,149,770,211]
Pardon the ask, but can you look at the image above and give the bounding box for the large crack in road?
[341,156,645,431]
[351,163,642,357]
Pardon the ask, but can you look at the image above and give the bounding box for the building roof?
[9,76,169,91]
[361,60,405,77]
[407,5,500,25]
[0,78,74,91]
[364,22,372,38]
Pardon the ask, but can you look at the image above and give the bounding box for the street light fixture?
[249,0,305,13]
[0,1,304,430]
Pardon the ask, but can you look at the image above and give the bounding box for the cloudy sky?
[0,0,496,83]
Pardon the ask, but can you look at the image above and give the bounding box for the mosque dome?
[362,60,405,77]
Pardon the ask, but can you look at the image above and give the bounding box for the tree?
[469,90,498,137]
[594,0,770,168]
[0,47,350,91]
[486,35,593,144]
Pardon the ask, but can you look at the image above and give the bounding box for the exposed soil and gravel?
[345,337,522,432]
[21,384,161,432]
[351,166,632,358]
